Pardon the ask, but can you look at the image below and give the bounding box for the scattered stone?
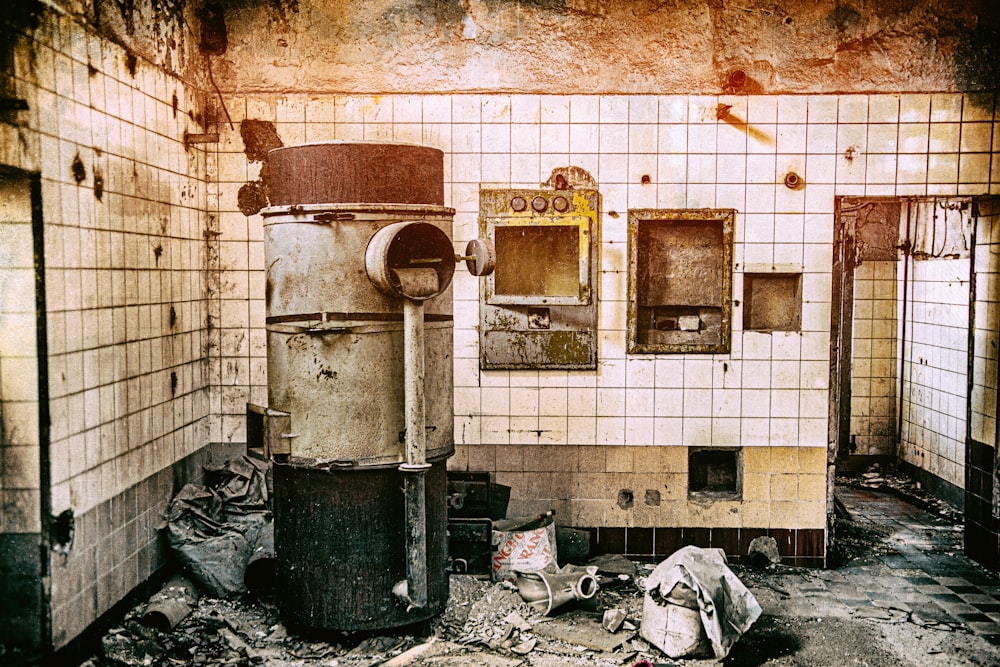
[510,637,537,654]
[602,608,627,633]
[101,633,163,667]
[76,471,998,667]
[503,611,531,632]
[748,536,782,568]
[216,627,247,653]
[838,465,963,524]
[381,638,441,666]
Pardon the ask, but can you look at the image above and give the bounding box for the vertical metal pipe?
[404,297,427,467]
[897,202,912,451]
[399,297,429,609]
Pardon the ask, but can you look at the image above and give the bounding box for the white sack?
[641,545,762,659]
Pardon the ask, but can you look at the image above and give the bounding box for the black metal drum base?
[273,460,449,631]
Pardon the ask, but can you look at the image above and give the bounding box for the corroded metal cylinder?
[271,462,449,631]
[263,142,453,630]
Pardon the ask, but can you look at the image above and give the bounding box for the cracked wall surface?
[214,0,999,95]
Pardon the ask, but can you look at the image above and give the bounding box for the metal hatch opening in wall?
[479,188,600,370]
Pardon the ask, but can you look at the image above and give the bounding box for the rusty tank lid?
[268,141,445,207]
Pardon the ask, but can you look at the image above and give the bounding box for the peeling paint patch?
[93,167,104,200]
[240,119,283,162]
[238,180,268,216]
[826,5,863,33]
[955,16,1000,92]
[238,120,283,215]
[197,0,229,55]
[267,0,301,32]
[543,166,597,190]
[71,153,87,184]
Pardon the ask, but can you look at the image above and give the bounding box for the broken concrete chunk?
[101,633,164,667]
[511,637,537,654]
[503,611,531,632]
[587,553,638,577]
[602,608,627,633]
[747,535,782,568]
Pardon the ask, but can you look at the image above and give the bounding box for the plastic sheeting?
[163,456,273,598]
[641,546,762,659]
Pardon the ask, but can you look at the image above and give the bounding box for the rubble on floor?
[84,571,660,667]
[79,476,1000,667]
[837,462,963,524]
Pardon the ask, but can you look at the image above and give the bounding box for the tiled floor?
[748,484,1000,645]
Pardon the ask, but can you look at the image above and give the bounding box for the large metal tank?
[262,142,454,630]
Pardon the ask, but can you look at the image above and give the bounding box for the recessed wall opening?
[627,209,735,354]
[743,273,802,331]
[688,448,742,499]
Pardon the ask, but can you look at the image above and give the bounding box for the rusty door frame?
[829,196,857,469]
[0,165,50,649]
[830,196,912,468]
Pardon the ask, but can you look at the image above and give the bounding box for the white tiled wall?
[899,255,971,488]
[209,91,998,530]
[850,260,898,456]
[3,9,213,647]
[0,173,40,535]
[22,15,212,521]
[971,212,1000,447]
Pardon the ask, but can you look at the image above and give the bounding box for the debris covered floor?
[79,479,1000,667]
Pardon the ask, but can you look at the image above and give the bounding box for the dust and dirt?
[80,563,1000,667]
[77,474,1000,667]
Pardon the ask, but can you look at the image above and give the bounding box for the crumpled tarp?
[641,545,762,659]
[163,456,273,598]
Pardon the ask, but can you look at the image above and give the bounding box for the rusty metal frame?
[478,188,601,370]
[626,208,735,355]
[480,189,596,307]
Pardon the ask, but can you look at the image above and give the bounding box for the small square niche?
[688,448,742,499]
[743,273,802,332]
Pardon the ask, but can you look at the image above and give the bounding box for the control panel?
[479,188,600,370]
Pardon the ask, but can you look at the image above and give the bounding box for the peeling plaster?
[213,0,998,94]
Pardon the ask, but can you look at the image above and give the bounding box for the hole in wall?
[689,448,742,499]
[617,489,635,510]
[743,273,802,332]
[71,153,86,184]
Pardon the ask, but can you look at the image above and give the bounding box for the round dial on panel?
[552,195,569,212]
[531,196,548,212]
[510,196,527,212]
